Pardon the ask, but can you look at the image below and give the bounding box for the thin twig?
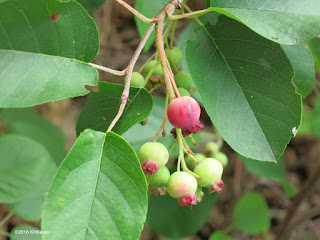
[177,129,201,179]
[0,212,13,228]
[0,231,9,237]
[115,0,157,23]
[289,205,320,230]
[89,63,126,76]
[167,8,211,20]
[107,23,156,132]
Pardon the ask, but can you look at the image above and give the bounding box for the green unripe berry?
[125,72,144,88]
[167,171,198,206]
[144,60,163,77]
[186,153,206,170]
[175,72,193,90]
[204,142,220,157]
[194,158,223,188]
[213,152,228,167]
[165,47,183,69]
[146,166,170,195]
[178,87,190,97]
[138,142,169,175]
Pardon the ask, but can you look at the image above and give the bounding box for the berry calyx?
[167,96,203,135]
[204,142,220,157]
[213,152,228,167]
[193,158,224,193]
[146,166,170,195]
[165,47,183,69]
[186,153,206,170]
[138,142,169,175]
[126,72,144,88]
[178,87,190,97]
[167,171,198,207]
[175,72,194,91]
[144,60,164,77]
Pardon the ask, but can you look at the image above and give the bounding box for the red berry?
[167,96,203,135]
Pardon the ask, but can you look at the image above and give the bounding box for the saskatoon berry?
[177,87,190,97]
[175,72,194,91]
[138,142,169,175]
[167,96,203,135]
[144,60,164,77]
[193,158,224,193]
[167,171,198,207]
[186,153,206,170]
[204,141,220,157]
[213,152,228,167]
[125,72,144,88]
[146,166,170,196]
[165,47,183,69]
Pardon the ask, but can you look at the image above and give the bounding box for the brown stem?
[108,0,181,132]
[277,161,320,240]
[107,23,156,132]
[153,91,169,141]
[288,205,320,230]
[154,0,181,100]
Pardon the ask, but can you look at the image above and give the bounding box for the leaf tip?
[84,84,99,92]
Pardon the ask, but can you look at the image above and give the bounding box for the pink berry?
[167,172,198,207]
[167,96,203,135]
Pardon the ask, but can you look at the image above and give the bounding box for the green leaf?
[0,0,99,107]
[147,191,217,238]
[209,0,320,45]
[135,0,168,51]
[280,179,298,198]
[311,96,320,137]
[10,225,42,240]
[0,0,99,61]
[308,37,320,71]
[76,82,153,136]
[234,192,270,235]
[177,12,219,73]
[281,44,315,97]
[0,134,55,203]
[76,0,106,13]
[242,155,286,180]
[186,16,301,162]
[9,164,56,222]
[122,97,200,158]
[42,129,148,240]
[209,231,234,240]
[176,12,219,106]
[0,108,66,165]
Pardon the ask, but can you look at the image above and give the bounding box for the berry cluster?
[138,141,225,207]
[134,47,226,207]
